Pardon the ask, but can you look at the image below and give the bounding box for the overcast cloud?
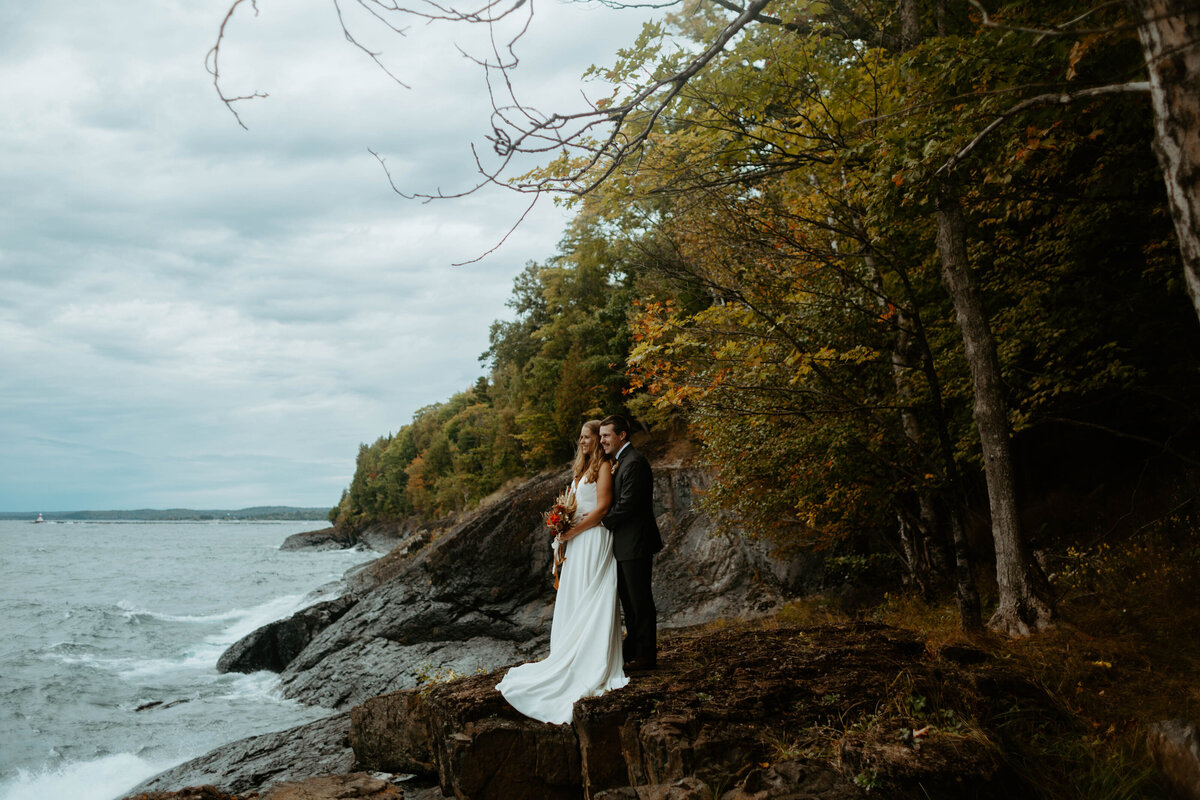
[0,0,658,512]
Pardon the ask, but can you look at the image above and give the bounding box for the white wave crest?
[210,592,311,646]
[47,593,318,679]
[220,670,288,702]
[0,752,177,800]
[117,599,245,624]
[116,592,316,646]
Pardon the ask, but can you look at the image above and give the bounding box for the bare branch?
[333,0,413,90]
[451,192,540,265]
[588,0,681,9]
[966,0,1137,38]
[206,0,269,129]
[702,0,813,33]
[939,80,1150,173]
[494,0,776,196]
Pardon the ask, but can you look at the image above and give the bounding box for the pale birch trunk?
[935,185,1054,636]
[1128,0,1200,322]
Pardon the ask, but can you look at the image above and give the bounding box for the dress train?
[496,477,628,724]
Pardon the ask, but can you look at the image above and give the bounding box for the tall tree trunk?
[897,511,927,594]
[900,278,984,633]
[1127,0,1200,322]
[935,184,1054,636]
[887,0,982,632]
[863,228,982,631]
[899,0,922,49]
[863,246,946,591]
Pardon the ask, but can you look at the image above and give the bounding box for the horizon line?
[0,504,332,515]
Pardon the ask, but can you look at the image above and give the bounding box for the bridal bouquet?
[543,487,577,590]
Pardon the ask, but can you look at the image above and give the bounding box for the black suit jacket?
[603,444,663,561]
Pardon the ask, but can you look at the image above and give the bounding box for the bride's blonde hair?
[572,419,608,484]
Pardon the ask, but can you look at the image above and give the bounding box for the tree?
[960,0,1200,323]
[220,0,1199,636]
[211,0,1200,322]
[1128,0,1200,320]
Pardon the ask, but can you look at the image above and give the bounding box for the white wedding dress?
[497,476,628,724]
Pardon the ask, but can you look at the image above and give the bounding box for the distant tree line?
[3,507,330,521]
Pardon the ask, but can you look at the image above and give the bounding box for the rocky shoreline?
[126,620,1055,800]
[349,621,1036,800]
[118,458,1199,800]
[126,460,813,798]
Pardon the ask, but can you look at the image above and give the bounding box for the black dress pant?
[616,556,656,663]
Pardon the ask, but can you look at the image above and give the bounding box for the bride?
[496,419,629,724]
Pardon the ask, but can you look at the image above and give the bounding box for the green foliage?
[334,213,641,529]
[852,769,880,791]
[486,212,639,468]
[335,0,1199,608]
[581,0,1199,569]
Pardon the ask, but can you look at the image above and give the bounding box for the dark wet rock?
[126,774,404,800]
[349,689,435,776]
[349,622,1039,800]
[1148,719,1200,800]
[135,699,189,712]
[281,527,357,551]
[126,714,355,798]
[217,595,359,674]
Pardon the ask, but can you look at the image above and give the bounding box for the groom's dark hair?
[600,414,632,437]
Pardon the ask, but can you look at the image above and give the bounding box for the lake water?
[0,519,376,800]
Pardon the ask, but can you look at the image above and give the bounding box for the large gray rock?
[274,465,797,710]
[1148,719,1200,800]
[354,518,455,555]
[276,469,569,709]
[217,595,359,674]
[281,527,357,551]
[125,713,355,798]
[650,468,786,627]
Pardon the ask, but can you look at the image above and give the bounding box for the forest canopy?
[328,0,1200,633]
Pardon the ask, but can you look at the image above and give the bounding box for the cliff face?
[271,464,798,711]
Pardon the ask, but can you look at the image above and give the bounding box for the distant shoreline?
[0,506,330,522]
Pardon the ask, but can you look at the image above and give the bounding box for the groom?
[600,414,663,671]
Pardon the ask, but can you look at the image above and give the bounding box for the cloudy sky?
[0,0,659,512]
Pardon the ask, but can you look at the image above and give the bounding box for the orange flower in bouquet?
[543,487,577,589]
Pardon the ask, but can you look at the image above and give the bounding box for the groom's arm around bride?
[599,414,663,671]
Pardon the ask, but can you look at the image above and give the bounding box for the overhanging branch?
[939,80,1150,173]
